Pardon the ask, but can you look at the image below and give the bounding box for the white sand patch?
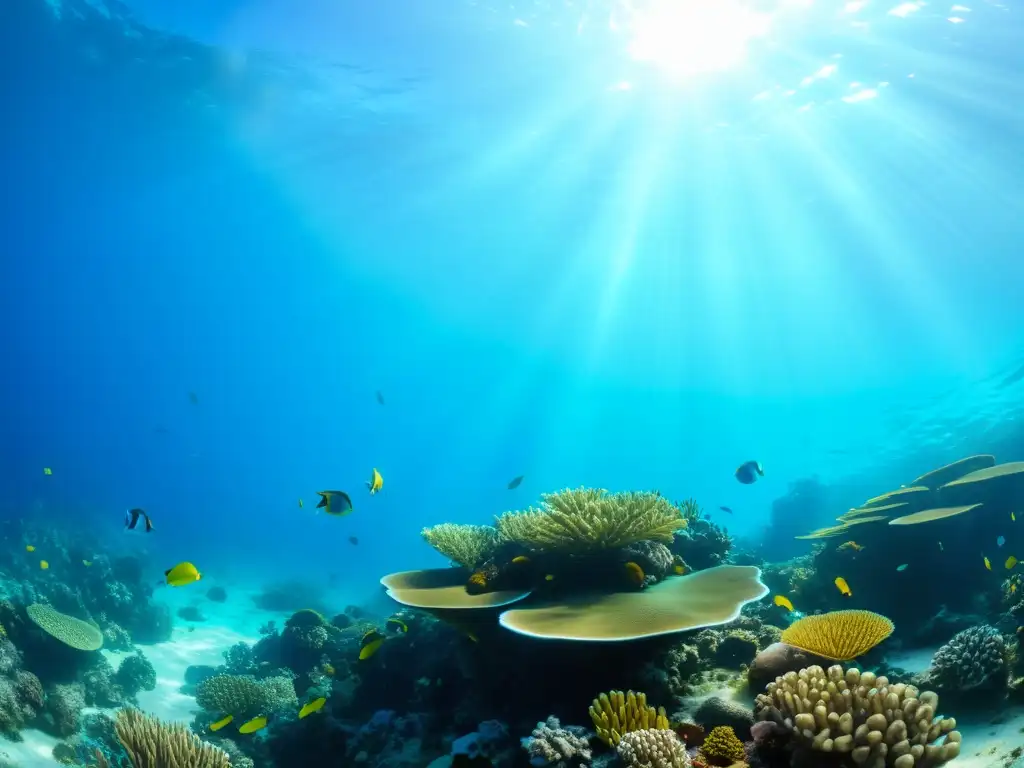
[0,729,62,768]
[947,706,1024,767]
[887,646,938,674]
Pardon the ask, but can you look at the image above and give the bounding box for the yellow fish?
[837,541,864,552]
[367,468,383,495]
[82,560,92,567]
[210,715,233,732]
[298,498,303,508]
[673,564,686,575]
[1012,583,1018,595]
[834,577,852,597]
[1006,555,1018,570]
[43,468,52,475]
[511,555,530,565]
[386,617,408,634]
[238,716,267,734]
[773,595,794,611]
[359,630,385,661]
[624,561,645,586]
[39,560,49,570]
[25,545,35,552]
[1012,511,1017,522]
[298,697,326,719]
[544,574,555,581]
[165,561,202,587]
[984,556,992,571]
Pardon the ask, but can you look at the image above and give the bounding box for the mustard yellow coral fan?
[781,609,894,661]
[420,523,499,569]
[589,690,670,746]
[699,726,746,766]
[496,487,685,554]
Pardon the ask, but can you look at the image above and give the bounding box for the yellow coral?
[698,726,746,766]
[781,609,894,661]
[588,689,670,746]
[420,523,499,569]
[114,709,232,768]
[496,488,685,554]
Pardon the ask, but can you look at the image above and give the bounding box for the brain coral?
[26,604,103,651]
[755,664,961,768]
[781,610,894,661]
[919,625,1010,693]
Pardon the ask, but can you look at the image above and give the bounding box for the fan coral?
[420,523,500,569]
[917,625,1010,694]
[495,487,685,553]
[26,604,104,651]
[589,690,670,746]
[755,664,961,768]
[195,674,297,718]
[781,610,894,661]
[698,726,745,766]
[618,728,691,768]
[113,708,231,768]
[521,716,592,767]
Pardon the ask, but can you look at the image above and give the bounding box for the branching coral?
[617,728,690,768]
[755,664,961,768]
[521,716,592,767]
[589,690,670,746]
[195,674,297,718]
[698,726,746,766]
[420,523,499,569]
[114,708,231,768]
[496,488,685,554]
[917,625,1010,694]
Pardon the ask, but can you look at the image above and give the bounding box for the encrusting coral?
[617,728,691,768]
[916,625,1011,694]
[589,689,670,746]
[781,610,895,661]
[755,664,961,768]
[101,708,231,768]
[495,487,685,553]
[521,716,593,766]
[26,604,104,651]
[698,725,746,766]
[420,524,499,570]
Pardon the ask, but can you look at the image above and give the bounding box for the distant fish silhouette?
[376,390,385,405]
[719,506,733,514]
[348,536,359,546]
[188,391,199,405]
[734,461,764,484]
[507,475,524,490]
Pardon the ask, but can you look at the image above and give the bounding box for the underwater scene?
[4,0,1024,766]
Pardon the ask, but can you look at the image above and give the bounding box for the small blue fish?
[998,536,1006,548]
[734,461,764,484]
[896,564,909,572]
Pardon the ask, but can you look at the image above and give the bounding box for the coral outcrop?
[618,728,690,768]
[916,625,1011,696]
[521,716,592,767]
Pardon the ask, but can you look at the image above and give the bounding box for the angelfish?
[367,468,383,495]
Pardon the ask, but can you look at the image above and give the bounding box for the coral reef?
[589,690,670,746]
[698,726,746,766]
[781,610,895,660]
[105,708,231,768]
[915,625,1011,697]
[521,716,593,767]
[618,728,690,768]
[195,674,298,719]
[421,524,500,570]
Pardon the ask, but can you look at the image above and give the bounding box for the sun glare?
[627,0,771,78]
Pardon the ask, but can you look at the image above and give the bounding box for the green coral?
[699,725,746,766]
[496,487,686,554]
[195,675,297,718]
[421,523,499,569]
[26,604,103,651]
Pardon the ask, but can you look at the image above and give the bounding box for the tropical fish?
[322,663,335,676]
[125,508,154,533]
[210,715,233,732]
[544,574,555,581]
[376,390,385,405]
[43,468,52,475]
[998,536,1006,548]
[25,545,35,553]
[359,630,385,661]
[1006,556,1018,570]
[896,564,909,572]
[938,541,944,551]
[734,461,764,484]
[348,536,359,546]
[507,475,524,490]
[299,697,326,719]
[165,562,202,587]
[82,560,92,567]
[834,577,852,597]
[719,506,733,514]
[984,556,992,571]
[1012,583,1018,595]
[511,555,530,565]
[624,561,645,586]
[367,468,383,495]
[386,617,408,634]
[837,541,864,552]
[39,560,49,570]
[316,491,353,517]
[1013,512,1017,522]
[238,716,267,734]
[673,564,686,575]
[298,498,303,508]
[773,595,794,611]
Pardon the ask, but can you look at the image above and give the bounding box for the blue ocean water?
[2,0,1024,607]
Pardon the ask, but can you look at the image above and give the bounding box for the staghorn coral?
[195,674,297,718]
[698,726,746,766]
[114,708,231,768]
[617,728,690,768]
[420,524,499,569]
[755,664,961,768]
[26,604,104,651]
[781,610,894,661]
[916,625,1011,694]
[495,488,685,554]
[589,690,670,746]
[521,716,592,767]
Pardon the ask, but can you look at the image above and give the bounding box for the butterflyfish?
[43,468,52,475]
[367,468,383,495]
[316,491,353,517]
[39,560,49,570]
[773,595,794,611]
[165,561,202,587]
[673,564,686,575]
[359,630,385,660]
[238,716,267,734]
[25,545,34,552]
[507,475,524,490]
[125,508,154,533]
[298,697,327,719]
[984,556,992,571]
[1007,555,1018,570]
[210,715,233,732]
[834,577,852,597]
[386,617,408,634]
[734,460,764,484]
